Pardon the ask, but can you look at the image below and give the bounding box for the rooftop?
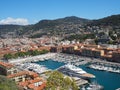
[0,61,14,69]
[7,71,39,78]
[19,77,46,90]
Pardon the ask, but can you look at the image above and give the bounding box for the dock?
[72,77,88,86]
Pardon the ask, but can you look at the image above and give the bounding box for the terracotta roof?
[28,71,39,78]
[28,82,46,90]
[19,77,46,90]
[7,71,39,78]
[7,71,28,78]
[0,61,14,69]
[19,81,29,87]
[19,77,42,86]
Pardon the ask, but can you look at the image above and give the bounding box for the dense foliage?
[45,71,79,90]
[64,33,95,41]
[91,14,120,26]
[0,75,18,90]
[3,49,49,60]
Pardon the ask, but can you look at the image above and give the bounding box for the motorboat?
[87,82,104,90]
[57,63,95,79]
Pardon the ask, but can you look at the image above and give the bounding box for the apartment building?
[0,61,18,76]
[0,61,46,90]
[81,48,104,58]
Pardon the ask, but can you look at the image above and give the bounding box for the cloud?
[0,17,29,25]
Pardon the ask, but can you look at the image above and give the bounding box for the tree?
[3,49,49,60]
[45,71,79,90]
[3,54,14,60]
[0,75,18,90]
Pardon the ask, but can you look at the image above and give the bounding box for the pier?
[73,77,88,86]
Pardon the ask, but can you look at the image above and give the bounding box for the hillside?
[91,14,120,26]
[0,14,120,38]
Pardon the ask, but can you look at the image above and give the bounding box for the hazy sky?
[0,0,120,25]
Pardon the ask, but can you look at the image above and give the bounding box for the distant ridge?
[91,14,120,26]
[0,14,120,38]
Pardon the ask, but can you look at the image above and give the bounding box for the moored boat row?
[15,63,50,74]
[88,63,120,74]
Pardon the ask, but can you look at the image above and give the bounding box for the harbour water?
[35,59,120,90]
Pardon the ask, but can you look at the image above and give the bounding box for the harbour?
[35,59,120,90]
[9,53,120,90]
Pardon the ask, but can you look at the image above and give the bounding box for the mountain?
[90,14,120,26]
[0,15,120,38]
[33,16,90,30]
[0,25,22,33]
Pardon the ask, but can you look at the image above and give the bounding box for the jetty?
[73,77,88,86]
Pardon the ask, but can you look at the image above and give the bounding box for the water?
[36,59,65,70]
[35,59,120,90]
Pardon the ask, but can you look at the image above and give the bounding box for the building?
[81,48,93,57]
[92,49,104,58]
[74,49,82,55]
[19,77,46,90]
[0,61,46,90]
[7,70,46,90]
[81,48,104,58]
[50,46,62,52]
[83,44,101,49]
[111,51,120,63]
[62,45,78,54]
[0,61,18,76]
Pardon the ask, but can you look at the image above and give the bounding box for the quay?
[8,53,57,64]
[72,77,88,86]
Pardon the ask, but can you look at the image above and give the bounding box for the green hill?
[0,14,120,38]
[91,14,120,26]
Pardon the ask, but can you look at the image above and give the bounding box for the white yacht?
[87,82,104,90]
[116,88,120,90]
[57,63,95,79]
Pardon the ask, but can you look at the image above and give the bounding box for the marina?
[15,63,50,74]
[88,63,120,74]
[50,53,120,74]
[85,82,104,90]
[9,53,120,90]
[35,60,120,90]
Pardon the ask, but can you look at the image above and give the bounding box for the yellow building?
[81,48,104,58]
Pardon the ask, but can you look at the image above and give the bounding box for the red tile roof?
[0,61,14,69]
[19,77,46,90]
[7,71,39,78]
[7,71,28,78]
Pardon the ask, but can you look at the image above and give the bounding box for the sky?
[0,0,120,25]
